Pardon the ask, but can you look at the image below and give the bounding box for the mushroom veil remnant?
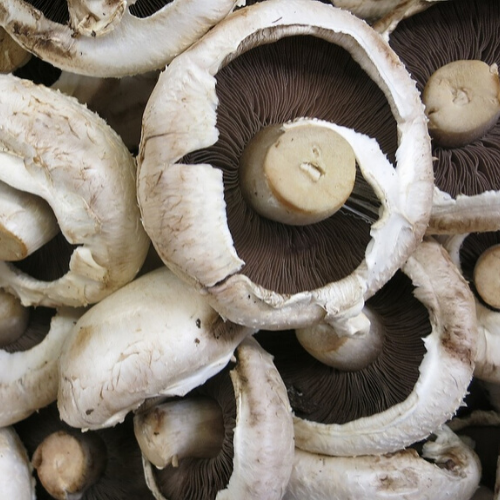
[0,73,150,307]
[138,0,433,332]
[0,0,243,77]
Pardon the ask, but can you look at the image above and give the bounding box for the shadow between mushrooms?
[137,0,433,332]
[0,0,242,77]
[388,0,500,234]
[257,239,477,456]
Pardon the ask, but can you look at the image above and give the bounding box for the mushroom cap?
[0,307,82,427]
[0,426,35,500]
[57,267,254,430]
[0,73,150,307]
[284,426,481,500]
[137,0,433,331]
[0,0,241,77]
[289,239,477,456]
[140,337,294,500]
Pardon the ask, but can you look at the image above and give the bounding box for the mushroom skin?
[57,267,254,430]
[137,0,433,331]
[0,426,35,499]
[0,0,242,77]
[0,307,82,427]
[139,337,294,500]
[284,426,481,500]
[0,74,150,307]
[291,239,477,456]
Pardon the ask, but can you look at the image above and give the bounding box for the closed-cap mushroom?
[388,0,500,234]
[257,239,476,456]
[284,425,481,500]
[137,0,433,331]
[0,426,35,499]
[57,267,254,430]
[14,403,154,500]
[0,73,150,307]
[0,306,82,426]
[137,337,294,500]
[0,0,242,77]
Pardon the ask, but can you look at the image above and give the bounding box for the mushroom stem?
[32,430,106,500]
[0,289,29,348]
[0,178,59,261]
[239,119,356,225]
[134,397,225,469]
[474,244,500,310]
[423,60,500,148]
[295,309,383,370]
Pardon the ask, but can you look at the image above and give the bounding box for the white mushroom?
[284,426,481,500]
[0,426,35,499]
[0,306,82,426]
[0,73,150,307]
[137,337,294,500]
[57,267,254,430]
[137,0,433,331]
[0,0,242,77]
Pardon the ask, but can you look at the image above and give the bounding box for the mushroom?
[0,305,82,426]
[57,266,254,430]
[0,426,35,499]
[256,238,477,456]
[136,337,294,500]
[388,0,500,234]
[137,0,433,332]
[284,425,481,500]
[0,0,243,77]
[14,403,154,500]
[0,73,150,307]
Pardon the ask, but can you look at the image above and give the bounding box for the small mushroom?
[0,426,35,499]
[57,267,254,430]
[257,239,477,456]
[284,426,481,500]
[0,0,242,77]
[136,337,294,500]
[0,73,150,307]
[137,0,433,331]
[388,0,500,233]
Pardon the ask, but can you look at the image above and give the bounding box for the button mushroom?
[57,267,254,430]
[0,73,150,307]
[0,0,243,77]
[136,337,294,500]
[137,0,433,331]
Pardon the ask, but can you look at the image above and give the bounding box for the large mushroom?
[388,0,500,234]
[256,239,477,456]
[0,73,150,307]
[57,267,254,430]
[135,337,294,500]
[137,0,433,332]
[0,0,243,77]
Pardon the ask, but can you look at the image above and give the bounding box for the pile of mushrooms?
[1,0,500,498]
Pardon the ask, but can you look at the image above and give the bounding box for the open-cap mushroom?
[0,305,82,426]
[0,0,243,77]
[136,337,294,500]
[0,426,35,499]
[256,238,477,456]
[14,403,154,500]
[388,0,500,234]
[57,266,254,430]
[0,73,150,307]
[137,0,433,331]
[284,425,481,500]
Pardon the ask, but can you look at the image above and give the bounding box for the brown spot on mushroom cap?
[255,270,429,424]
[389,0,500,198]
[153,368,235,500]
[185,35,394,295]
